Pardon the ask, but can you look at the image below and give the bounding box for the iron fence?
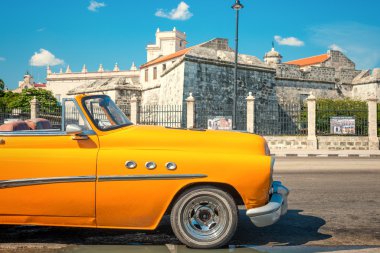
[119,104,131,119]
[254,102,307,135]
[195,103,247,131]
[316,102,368,136]
[0,107,31,125]
[138,104,183,128]
[39,105,62,129]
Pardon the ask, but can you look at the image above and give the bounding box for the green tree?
[0,79,4,91]
[0,88,59,110]
[316,98,368,135]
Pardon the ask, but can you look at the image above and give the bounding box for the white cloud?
[29,49,64,67]
[310,22,380,69]
[36,27,46,32]
[88,0,106,12]
[329,44,346,53]
[274,35,304,46]
[155,1,193,20]
[0,57,5,62]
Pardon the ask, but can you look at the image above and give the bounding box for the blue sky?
[1,0,380,89]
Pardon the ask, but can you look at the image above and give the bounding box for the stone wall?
[339,69,361,84]
[264,136,371,151]
[352,82,380,100]
[304,66,335,82]
[275,79,343,104]
[182,56,278,127]
[317,136,369,150]
[323,50,355,70]
[158,62,185,105]
[264,136,308,150]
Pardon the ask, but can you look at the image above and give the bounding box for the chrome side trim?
[98,174,207,182]
[0,130,96,136]
[0,176,96,189]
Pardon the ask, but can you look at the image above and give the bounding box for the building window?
[153,67,157,80]
[145,69,148,82]
[162,64,166,71]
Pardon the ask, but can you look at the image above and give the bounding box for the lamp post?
[232,0,243,130]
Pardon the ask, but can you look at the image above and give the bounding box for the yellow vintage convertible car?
[0,94,289,248]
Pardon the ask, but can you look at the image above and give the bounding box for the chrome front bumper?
[246,181,289,227]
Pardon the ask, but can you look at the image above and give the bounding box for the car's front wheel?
[170,186,238,248]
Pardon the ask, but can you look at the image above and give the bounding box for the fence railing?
[39,105,62,129]
[316,102,368,136]
[0,96,379,143]
[255,102,307,135]
[0,107,31,125]
[138,104,183,128]
[119,104,131,119]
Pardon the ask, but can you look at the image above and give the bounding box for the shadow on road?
[0,209,331,247]
[232,209,332,246]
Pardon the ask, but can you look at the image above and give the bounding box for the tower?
[264,42,282,66]
[146,27,187,62]
[20,72,34,88]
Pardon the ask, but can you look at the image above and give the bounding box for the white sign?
[208,116,232,130]
[330,116,355,135]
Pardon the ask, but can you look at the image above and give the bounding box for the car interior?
[0,118,54,132]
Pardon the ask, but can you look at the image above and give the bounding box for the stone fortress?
[46,28,380,108]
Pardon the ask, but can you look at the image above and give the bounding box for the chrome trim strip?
[0,176,96,189]
[98,174,208,182]
[0,130,96,136]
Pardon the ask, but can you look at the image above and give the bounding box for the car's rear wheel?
[170,186,238,248]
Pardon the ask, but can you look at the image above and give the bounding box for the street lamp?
[231,0,243,130]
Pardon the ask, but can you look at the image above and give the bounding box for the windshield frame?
[81,95,133,132]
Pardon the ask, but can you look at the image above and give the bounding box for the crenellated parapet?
[46,63,139,81]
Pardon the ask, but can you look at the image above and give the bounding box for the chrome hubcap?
[182,196,227,240]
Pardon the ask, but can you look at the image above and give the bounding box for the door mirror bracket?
[66,124,89,140]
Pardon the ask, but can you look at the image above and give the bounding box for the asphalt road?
[0,158,379,253]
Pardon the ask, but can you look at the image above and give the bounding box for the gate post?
[246,92,255,133]
[186,93,195,128]
[30,96,39,119]
[367,95,379,150]
[307,93,318,149]
[130,94,138,124]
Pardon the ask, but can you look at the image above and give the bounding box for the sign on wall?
[330,116,355,135]
[208,116,232,130]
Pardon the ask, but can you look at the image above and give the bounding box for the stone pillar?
[130,95,138,124]
[246,92,255,133]
[307,93,318,149]
[367,96,379,150]
[186,93,195,128]
[30,96,39,119]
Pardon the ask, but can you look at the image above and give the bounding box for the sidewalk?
[271,149,380,157]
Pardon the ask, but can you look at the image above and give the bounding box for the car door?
[0,99,98,221]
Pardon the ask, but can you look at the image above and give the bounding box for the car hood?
[100,125,267,155]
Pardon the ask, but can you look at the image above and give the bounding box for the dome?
[264,46,282,65]
[265,48,281,57]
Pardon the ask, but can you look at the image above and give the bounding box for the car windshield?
[82,96,133,131]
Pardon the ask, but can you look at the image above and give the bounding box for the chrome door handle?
[72,134,89,140]
[0,139,5,145]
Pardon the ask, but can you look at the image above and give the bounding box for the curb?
[273,154,380,158]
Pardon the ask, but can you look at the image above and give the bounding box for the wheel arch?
[165,182,244,215]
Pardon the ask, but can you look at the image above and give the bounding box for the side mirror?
[66,124,83,135]
[66,124,88,140]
